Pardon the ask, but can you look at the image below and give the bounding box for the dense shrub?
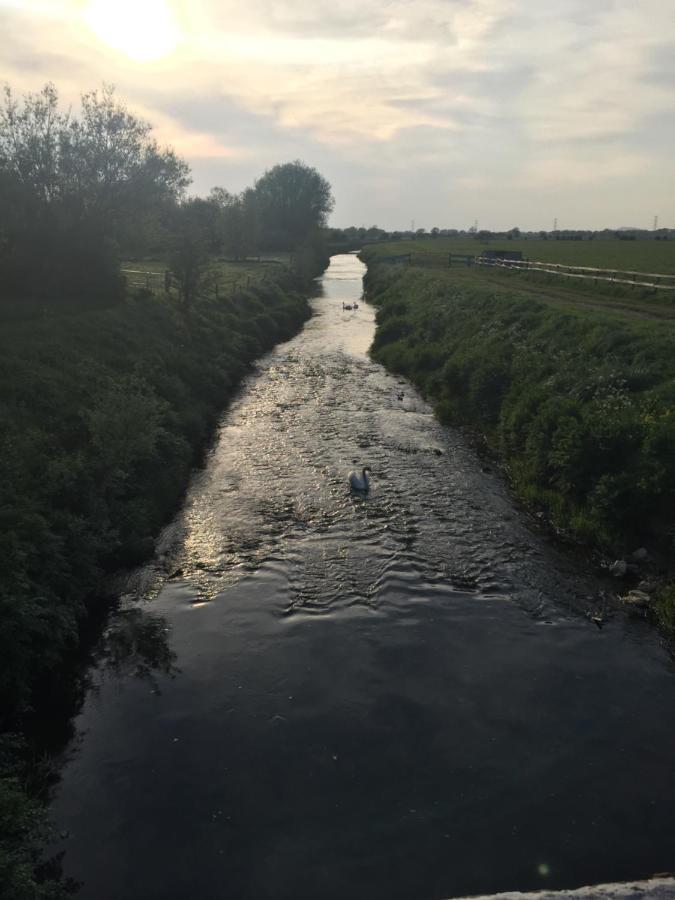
[365,265,675,556]
[0,273,310,724]
[0,268,311,893]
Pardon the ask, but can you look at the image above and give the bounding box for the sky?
[1,0,674,230]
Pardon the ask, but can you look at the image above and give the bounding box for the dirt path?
[449,268,675,322]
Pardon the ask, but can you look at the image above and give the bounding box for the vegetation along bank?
[0,82,333,897]
[361,250,675,628]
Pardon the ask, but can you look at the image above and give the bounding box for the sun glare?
[85,0,181,62]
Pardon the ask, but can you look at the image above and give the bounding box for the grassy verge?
[0,260,313,895]
[363,260,675,568]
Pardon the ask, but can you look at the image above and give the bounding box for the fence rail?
[120,268,167,290]
[474,257,675,291]
[120,267,281,302]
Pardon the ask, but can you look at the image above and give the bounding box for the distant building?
[482,249,523,261]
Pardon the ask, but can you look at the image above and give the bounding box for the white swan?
[349,466,372,492]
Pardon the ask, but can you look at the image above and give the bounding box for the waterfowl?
[348,466,372,492]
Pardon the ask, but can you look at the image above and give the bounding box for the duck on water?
[349,466,372,492]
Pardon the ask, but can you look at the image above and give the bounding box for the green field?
[361,239,675,322]
[121,257,289,298]
[363,237,675,275]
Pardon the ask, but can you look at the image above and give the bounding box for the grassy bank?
[0,261,312,895]
[363,261,675,599]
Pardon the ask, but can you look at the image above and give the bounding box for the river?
[51,254,675,899]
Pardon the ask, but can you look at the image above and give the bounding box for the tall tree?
[0,83,190,302]
[209,186,259,260]
[252,160,334,250]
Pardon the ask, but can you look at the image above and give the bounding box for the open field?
[363,237,675,274]
[440,265,675,322]
[361,241,675,321]
[121,257,289,297]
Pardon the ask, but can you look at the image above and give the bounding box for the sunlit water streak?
[51,255,675,900]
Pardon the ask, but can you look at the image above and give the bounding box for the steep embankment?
[363,262,675,617]
[0,265,313,896]
[0,268,312,722]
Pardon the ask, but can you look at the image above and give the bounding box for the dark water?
[51,255,675,899]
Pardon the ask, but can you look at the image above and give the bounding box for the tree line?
[0,83,334,308]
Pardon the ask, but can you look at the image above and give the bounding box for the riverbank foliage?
[0,265,311,892]
[0,267,309,716]
[364,264,675,560]
[0,81,334,895]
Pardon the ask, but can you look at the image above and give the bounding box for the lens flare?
[85,0,181,62]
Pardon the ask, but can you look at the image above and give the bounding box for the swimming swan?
[349,466,372,492]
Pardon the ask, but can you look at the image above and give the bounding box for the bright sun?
[85,0,181,62]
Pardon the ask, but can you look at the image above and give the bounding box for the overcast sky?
[1,0,674,230]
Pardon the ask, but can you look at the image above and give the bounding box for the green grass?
[120,257,289,298]
[364,263,675,557]
[656,582,675,631]
[361,240,675,318]
[363,237,675,275]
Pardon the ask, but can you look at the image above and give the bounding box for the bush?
[366,265,675,554]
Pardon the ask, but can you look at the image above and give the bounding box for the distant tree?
[365,225,386,241]
[209,186,259,260]
[430,227,440,238]
[252,160,334,249]
[168,200,209,309]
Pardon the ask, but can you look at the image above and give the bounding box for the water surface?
[52,255,675,899]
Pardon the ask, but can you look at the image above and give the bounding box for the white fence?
[120,268,167,290]
[474,257,675,291]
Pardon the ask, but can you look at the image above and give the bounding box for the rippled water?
[52,255,675,900]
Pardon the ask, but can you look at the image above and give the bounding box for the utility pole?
[654,215,659,230]
[553,217,558,232]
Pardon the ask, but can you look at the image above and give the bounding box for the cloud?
[0,0,673,228]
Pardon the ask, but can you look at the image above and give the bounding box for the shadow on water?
[96,605,178,690]
[24,599,178,896]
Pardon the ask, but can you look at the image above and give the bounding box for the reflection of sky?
[1,0,674,229]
